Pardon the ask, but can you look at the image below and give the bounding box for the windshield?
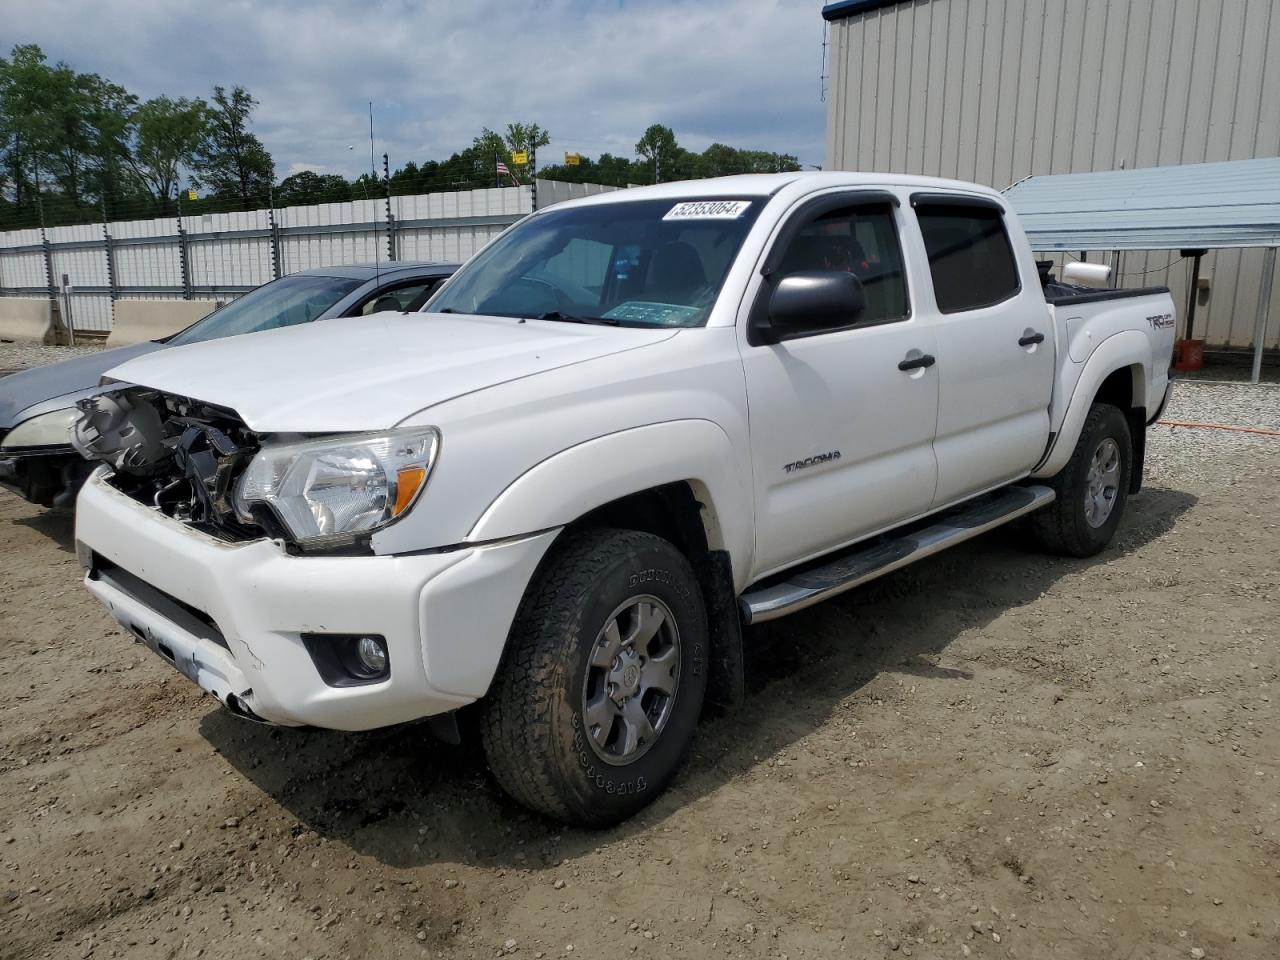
[167,274,363,346]
[428,197,763,327]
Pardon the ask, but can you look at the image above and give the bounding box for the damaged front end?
[73,389,441,553]
[73,388,271,541]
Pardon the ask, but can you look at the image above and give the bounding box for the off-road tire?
[481,528,708,826]
[1032,402,1133,557]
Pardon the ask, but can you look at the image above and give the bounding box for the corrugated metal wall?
[0,181,616,333]
[824,0,1280,348]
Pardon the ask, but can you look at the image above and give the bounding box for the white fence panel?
[0,180,623,332]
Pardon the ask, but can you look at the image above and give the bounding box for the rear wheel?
[481,528,708,826]
[1032,402,1133,557]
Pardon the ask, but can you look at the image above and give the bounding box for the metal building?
[822,0,1280,353]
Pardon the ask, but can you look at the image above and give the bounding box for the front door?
[740,194,940,580]
[910,198,1056,507]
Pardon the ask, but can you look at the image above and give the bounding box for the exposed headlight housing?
[234,427,439,546]
[2,407,79,450]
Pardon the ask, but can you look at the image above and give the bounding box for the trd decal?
[1146,313,1174,330]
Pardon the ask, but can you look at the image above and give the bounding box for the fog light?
[300,633,390,687]
[356,636,388,675]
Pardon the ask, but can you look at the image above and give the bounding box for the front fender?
[467,419,754,588]
[1034,329,1149,479]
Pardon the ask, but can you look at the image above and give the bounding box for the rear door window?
[914,204,1021,313]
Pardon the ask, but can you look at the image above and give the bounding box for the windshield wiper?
[533,311,621,326]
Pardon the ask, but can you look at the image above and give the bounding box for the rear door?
[740,192,940,579]
[910,196,1055,507]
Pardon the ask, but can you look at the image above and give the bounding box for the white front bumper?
[75,470,556,731]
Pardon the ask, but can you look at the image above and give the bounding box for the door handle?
[898,353,936,371]
[1019,331,1046,346]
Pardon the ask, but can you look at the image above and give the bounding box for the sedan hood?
[0,342,163,428]
[103,312,679,432]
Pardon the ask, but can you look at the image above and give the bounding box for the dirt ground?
[1,402,1277,960]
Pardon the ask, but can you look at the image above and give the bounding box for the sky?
[3,0,831,182]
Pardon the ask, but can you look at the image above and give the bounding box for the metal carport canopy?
[1003,157,1280,383]
[1002,157,1280,252]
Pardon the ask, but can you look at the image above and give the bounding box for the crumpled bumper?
[75,469,557,731]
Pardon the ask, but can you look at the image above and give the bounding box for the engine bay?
[72,389,270,539]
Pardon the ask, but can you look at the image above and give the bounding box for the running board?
[740,484,1056,624]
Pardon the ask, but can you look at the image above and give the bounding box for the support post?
[1181,249,1207,340]
[39,234,69,344]
[383,152,396,261]
[175,193,192,300]
[1251,246,1276,385]
[267,204,282,280]
[101,199,118,311]
[529,146,537,213]
[59,273,76,346]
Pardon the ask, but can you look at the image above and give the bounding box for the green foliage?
[128,96,209,204]
[635,123,680,183]
[276,169,352,206]
[0,43,139,222]
[194,85,275,203]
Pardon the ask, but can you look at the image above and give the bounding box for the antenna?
[369,101,380,282]
[819,20,829,102]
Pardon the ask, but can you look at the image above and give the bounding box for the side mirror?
[764,271,866,342]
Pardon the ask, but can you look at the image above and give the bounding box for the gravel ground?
[0,342,109,375]
[0,349,1277,960]
[1147,381,1280,487]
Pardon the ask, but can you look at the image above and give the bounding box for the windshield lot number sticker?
[663,200,752,220]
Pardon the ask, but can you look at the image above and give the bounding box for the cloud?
[2,0,828,180]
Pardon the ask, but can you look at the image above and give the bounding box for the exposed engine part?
[162,418,251,524]
[72,391,168,475]
[78,389,269,540]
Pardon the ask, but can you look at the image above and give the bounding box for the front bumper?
[75,469,556,731]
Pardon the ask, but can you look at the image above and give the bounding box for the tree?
[195,85,274,205]
[276,169,350,206]
[635,124,679,183]
[504,121,550,170]
[127,96,208,205]
[0,44,136,210]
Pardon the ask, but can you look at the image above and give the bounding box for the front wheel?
[1032,402,1133,557]
[481,528,708,826]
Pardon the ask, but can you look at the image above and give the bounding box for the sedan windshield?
[166,274,363,346]
[428,197,763,327]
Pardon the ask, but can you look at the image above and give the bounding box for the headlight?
[2,407,79,450]
[234,427,439,546]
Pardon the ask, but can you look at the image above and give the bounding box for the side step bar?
[740,484,1056,624]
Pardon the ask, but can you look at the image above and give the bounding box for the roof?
[300,261,457,280]
[553,171,1005,211]
[822,0,912,22]
[1002,157,1280,252]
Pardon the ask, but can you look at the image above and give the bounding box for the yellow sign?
[511,151,529,165]
[186,190,198,201]
[564,152,581,166]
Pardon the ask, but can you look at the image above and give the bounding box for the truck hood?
[102,312,679,432]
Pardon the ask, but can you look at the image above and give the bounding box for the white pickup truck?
[71,173,1175,825]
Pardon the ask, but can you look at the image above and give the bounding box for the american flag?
[496,158,521,186]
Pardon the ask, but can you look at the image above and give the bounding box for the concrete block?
[0,298,53,344]
[107,299,219,347]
